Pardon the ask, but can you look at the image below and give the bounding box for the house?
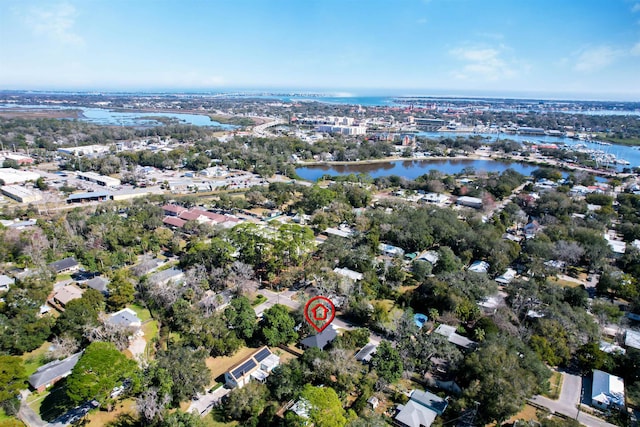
[107,308,142,330]
[29,351,83,392]
[162,204,186,217]
[379,243,405,258]
[355,343,378,363]
[162,216,187,229]
[0,274,15,292]
[478,293,506,314]
[495,268,517,285]
[456,196,483,209]
[224,346,280,388]
[148,268,184,286]
[395,389,448,427]
[300,324,338,350]
[52,284,84,307]
[333,267,363,282]
[367,396,380,409]
[524,220,541,239]
[85,276,109,294]
[591,370,625,410]
[416,250,439,265]
[468,261,489,274]
[49,257,80,274]
[434,324,476,350]
[625,329,640,351]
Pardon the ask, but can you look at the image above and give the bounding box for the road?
[252,118,285,137]
[530,372,618,427]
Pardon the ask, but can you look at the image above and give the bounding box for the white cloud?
[449,46,517,80]
[573,46,621,72]
[22,2,84,46]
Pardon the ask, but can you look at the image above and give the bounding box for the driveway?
[188,386,230,416]
[530,371,618,427]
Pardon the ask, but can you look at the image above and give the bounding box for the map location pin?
[304,296,336,333]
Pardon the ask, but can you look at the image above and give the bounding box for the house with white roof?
[394,389,448,427]
[495,268,517,285]
[0,274,14,292]
[468,260,490,274]
[591,370,625,410]
[333,267,363,282]
[434,324,476,350]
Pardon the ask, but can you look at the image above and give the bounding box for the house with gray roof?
[29,351,83,392]
[395,389,448,427]
[434,324,477,350]
[49,257,80,274]
[107,308,142,330]
[300,324,338,350]
[355,343,378,363]
[0,274,14,292]
[148,268,184,286]
[85,276,109,294]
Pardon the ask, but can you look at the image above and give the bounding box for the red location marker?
[304,296,336,333]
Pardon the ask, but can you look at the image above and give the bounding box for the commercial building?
[67,191,111,203]
[76,171,121,187]
[0,168,40,184]
[0,185,42,203]
[456,196,483,209]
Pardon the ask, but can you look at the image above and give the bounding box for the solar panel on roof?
[232,360,256,379]
[253,347,271,362]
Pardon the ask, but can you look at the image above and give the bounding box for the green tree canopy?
[260,304,298,347]
[66,342,139,405]
[0,355,27,405]
[299,384,348,427]
[370,340,403,384]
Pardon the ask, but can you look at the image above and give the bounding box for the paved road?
[252,118,284,137]
[530,372,618,427]
[18,391,47,427]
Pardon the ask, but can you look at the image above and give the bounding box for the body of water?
[416,132,640,169]
[0,104,237,128]
[295,159,539,182]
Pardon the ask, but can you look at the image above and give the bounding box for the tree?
[0,355,27,412]
[55,289,105,342]
[66,342,139,405]
[35,177,49,190]
[224,296,257,341]
[260,304,298,346]
[224,382,268,422]
[107,270,135,311]
[370,341,403,384]
[154,346,211,405]
[298,384,349,427]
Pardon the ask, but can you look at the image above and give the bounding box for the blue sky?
[1,0,640,100]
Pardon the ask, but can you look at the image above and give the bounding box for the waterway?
[295,159,539,182]
[0,104,236,128]
[416,132,640,169]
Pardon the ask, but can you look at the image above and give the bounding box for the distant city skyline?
[1,0,640,101]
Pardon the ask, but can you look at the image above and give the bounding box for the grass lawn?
[549,277,583,288]
[543,371,563,400]
[27,380,75,422]
[21,341,51,377]
[206,408,239,427]
[55,273,73,282]
[128,303,152,322]
[502,404,540,426]
[205,347,259,387]
[85,399,136,427]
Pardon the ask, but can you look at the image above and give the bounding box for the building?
[52,284,84,307]
[456,196,483,209]
[395,389,448,427]
[224,346,280,388]
[1,185,42,203]
[67,191,111,204]
[107,308,142,330]
[434,324,476,350]
[333,267,363,282]
[29,351,83,392]
[379,243,405,257]
[416,250,439,265]
[495,268,517,285]
[76,171,121,187]
[0,168,40,185]
[162,216,187,229]
[148,268,184,286]
[58,144,112,157]
[625,329,640,351]
[0,274,15,292]
[162,204,186,217]
[300,324,338,350]
[591,370,625,410]
[0,153,34,165]
[468,260,490,274]
[355,343,378,363]
[49,257,80,274]
[85,276,109,294]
